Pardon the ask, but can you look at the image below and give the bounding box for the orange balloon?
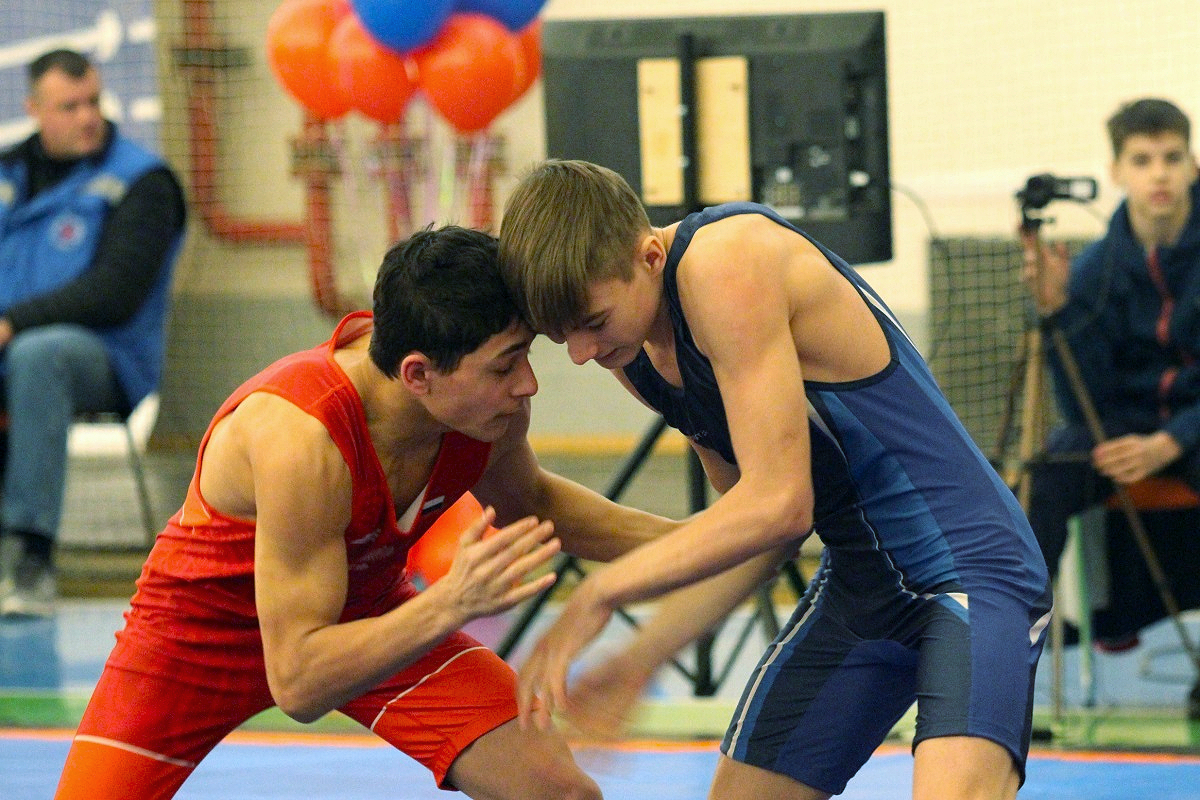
[331,14,418,123]
[512,18,542,102]
[265,0,353,120]
[414,13,523,133]
[407,492,497,585]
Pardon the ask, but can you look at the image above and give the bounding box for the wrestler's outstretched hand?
[517,576,613,731]
[436,507,560,623]
[562,649,654,741]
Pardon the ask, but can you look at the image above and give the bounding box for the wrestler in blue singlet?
[623,203,1053,795]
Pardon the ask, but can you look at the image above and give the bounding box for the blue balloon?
[352,0,455,52]
[453,0,546,32]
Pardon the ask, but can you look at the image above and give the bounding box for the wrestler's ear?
[637,233,666,276]
[399,352,435,395]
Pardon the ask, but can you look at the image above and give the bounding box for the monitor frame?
[541,11,893,265]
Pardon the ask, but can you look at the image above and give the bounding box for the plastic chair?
[1057,475,1200,710]
[68,394,160,548]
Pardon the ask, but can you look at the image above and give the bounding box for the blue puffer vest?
[0,132,182,408]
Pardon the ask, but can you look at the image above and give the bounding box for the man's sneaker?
[1094,632,1141,654]
[0,541,56,619]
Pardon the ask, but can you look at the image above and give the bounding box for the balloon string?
[417,100,439,227]
[468,132,490,186]
[467,132,494,230]
[380,122,412,242]
[440,132,458,223]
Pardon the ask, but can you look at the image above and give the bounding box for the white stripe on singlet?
[72,734,197,768]
[725,571,830,755]
[369,645,489,731]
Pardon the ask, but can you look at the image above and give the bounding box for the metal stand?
[495,416,806,695]
[495,416,667,662]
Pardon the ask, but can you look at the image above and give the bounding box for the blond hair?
[499,160,651,337]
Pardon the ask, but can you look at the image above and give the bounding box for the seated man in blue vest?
[0,48,186,617]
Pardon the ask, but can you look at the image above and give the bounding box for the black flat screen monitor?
[541,12,892,265]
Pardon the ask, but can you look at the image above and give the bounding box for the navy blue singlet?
[623,203,1052,793]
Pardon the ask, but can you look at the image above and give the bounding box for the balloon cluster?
[266,0,544,132]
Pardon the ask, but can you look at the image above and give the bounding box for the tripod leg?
[495,417,667,660]
[993,326,1031,480]
[755,583,780,640]
[1017,328,1047,510]
[781,559,807,597]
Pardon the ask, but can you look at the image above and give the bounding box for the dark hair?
[28,49,93,89]
[1107,98,1191,158]
[369,225,522,377]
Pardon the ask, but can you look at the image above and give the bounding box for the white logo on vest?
[51,212,88,251]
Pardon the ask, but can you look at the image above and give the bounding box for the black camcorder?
[1016,173,1098,210]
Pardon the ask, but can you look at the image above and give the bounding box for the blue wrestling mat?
[5,730,1200,799]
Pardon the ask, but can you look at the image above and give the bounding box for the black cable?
[887,181,955,364]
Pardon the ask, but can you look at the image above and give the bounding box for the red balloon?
[414,14,523,133]
[407,492,496,585]
[512,18,542,101]
[266,0,353,120]
[331,15,418,123]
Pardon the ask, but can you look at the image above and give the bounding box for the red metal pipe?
[299,116,356,318]
[181,0,308,245]
[179,0,351,318]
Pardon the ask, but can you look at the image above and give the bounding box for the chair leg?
[1050,575,1065,723]
[122,421,157,547]
[1051,514,1098,721]
[1190,674,1200,721]
[1067,515,1096,707]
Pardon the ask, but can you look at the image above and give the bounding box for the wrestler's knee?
[447,721,603,800]
[533,759,602,800]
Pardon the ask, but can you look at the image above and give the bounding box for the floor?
[4,446,1200,796]
[7,730,1200,800]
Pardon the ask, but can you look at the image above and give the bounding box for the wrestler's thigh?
[913,591,1042,778]
[722,600,918,795]
[341,632,532,790]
